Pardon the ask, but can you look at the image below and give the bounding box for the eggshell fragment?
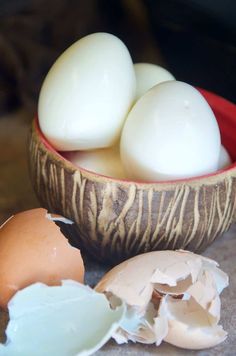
[134,62,175,101]
[96,250,228,350]
[218,145,232,169]
[0,208,84,309]
[120,81,221,181]
[163,296,227,350]
[63,145,126,179]
[114,300,168,346]
[0,281,125,356]
[96,250,203,309]
[38,32,136,151]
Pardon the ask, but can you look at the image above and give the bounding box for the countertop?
[0,110,235,355]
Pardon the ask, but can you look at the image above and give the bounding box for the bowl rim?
[33,88,236,188]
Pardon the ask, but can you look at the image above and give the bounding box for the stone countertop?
[0,110,235,354]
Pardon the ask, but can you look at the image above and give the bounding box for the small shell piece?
[95,250,228,350]
[0,281,125,356]
[0,208,84,309]
[162,296,227,350]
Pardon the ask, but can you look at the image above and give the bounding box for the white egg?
[134,63,175,101]
[120,81,221,181]
[38,33,136,151]
[63,145,126,179]
[218,145,232,169]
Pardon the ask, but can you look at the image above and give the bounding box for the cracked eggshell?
[113,299,168,346]
[162,296,227,350]
[95,250,204,310]
[38,32,136,151]
[0,208,84,309]
[63,145,126,179]
[0,281,125,356]
[95,250,228,349]
[134,63,175,101]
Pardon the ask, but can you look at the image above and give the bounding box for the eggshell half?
[38,32,136,151]
[0,208,84,309]
[0,281,125,355]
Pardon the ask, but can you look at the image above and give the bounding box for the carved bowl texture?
[28,89,236,263]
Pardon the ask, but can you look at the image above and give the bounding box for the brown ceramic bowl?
[28,89,236,264]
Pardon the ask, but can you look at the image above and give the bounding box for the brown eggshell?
[0,208,84,309]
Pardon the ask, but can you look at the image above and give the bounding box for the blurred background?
[0,0,236,116]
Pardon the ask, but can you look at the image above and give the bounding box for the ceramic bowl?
[28,89,236,263]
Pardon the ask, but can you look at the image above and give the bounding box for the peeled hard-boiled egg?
[218,145,232,169]
[120,81,221,181]
[134,63,175,101]
[63,145,126,179]
[38,32,136,151]
[95,250,228,350]
[0,208,84,309]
